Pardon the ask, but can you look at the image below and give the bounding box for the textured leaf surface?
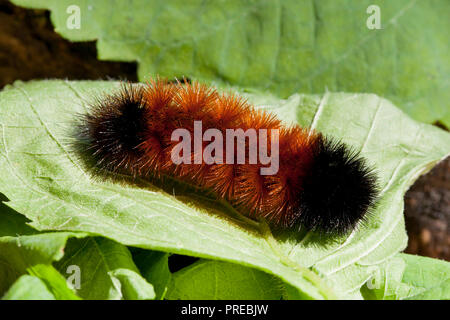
[360,255,414,300]
[11,0,450,126]
[0,80,449,299]
[401,254,450,300]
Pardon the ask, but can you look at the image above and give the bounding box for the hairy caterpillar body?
[74,79,378,234]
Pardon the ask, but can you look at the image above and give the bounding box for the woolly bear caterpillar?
[73,79,378,234]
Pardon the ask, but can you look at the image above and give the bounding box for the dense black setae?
[73,85,148,176]
[297,136,378,234]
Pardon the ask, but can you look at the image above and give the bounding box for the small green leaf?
[2,275,55,300]
[27,264,81,300]
[360,253,450,300]
[109,268,155,300]
[360,255,414,300]
[132,249,171,300]
[401,253,450,300]
[166,260,283,300]
[54,237,155,300]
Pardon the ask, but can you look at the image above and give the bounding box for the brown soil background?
[1,0,448,261]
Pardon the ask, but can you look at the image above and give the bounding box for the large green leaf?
[11,0,450,126]
[0,80,449,299]
[166,260,283,300]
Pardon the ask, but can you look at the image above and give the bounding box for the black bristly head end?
[297,135,379,235]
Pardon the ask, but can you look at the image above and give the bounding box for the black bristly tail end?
[296,135,379,234]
